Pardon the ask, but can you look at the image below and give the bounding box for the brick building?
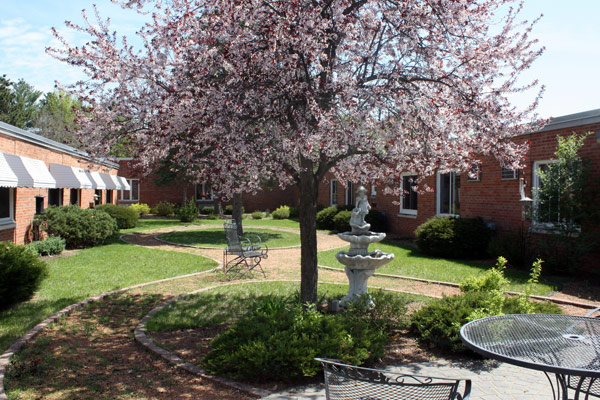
[117,159,298,212]
[318,109,600,241]
[0,121,129,244]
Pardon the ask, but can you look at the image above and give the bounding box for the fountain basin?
[335,250,395,270]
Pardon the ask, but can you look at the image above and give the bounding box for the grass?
[318,241,558,295]
[146,281,429,331]
[157,228,301,248]
[0,238,217,353]
[121,216,301,234]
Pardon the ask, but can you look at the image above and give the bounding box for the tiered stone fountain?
[336,186,394,306]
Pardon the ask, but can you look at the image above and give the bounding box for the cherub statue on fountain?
[350,185,371,234]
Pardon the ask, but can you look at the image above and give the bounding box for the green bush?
[37,206,118,248]
[25,236,66,256]
[366,209,387,232]
[178,200,198,223]
[289,207,299,219]
[251,211,264,220]
[200,206,215,215]
[96,204,139,229]
[129,203,150,216]
[203,291,408,381]
[487,230,534,269]
[272,205,290,220]
[224,205,245,215]
[154,201,175,217]
[415,216,491,258]
[206,213,219,220]
[333,210,351,232]
[316,206,339,230]
[0,242,49,308]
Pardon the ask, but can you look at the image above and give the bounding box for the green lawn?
[157,228,300,248]
[0,239,217,352]
[318,241,558,295]
[146,281,429,331]
[121,216,301,234]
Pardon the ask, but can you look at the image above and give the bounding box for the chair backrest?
[316,358,470,400]
[585,307,600,319]
[224,220,242,252]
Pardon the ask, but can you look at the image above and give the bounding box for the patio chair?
[223,219,268,277]
[315,358,471,400]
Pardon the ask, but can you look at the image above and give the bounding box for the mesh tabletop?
[460,314,600,378]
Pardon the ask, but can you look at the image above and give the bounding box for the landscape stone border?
[0,269,216,400]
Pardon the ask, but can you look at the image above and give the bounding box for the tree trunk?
[232,192,243,236]
[298,166,320,306]
[182,186,188,203]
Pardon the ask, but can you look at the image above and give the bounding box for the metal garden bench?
[315,358,471,400]
[223,219,268,277]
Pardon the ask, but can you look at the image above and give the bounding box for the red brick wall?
[0,132,119,244]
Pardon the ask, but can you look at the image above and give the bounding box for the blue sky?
[1,0,599,118]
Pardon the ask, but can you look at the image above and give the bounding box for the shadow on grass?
[157,229,295,248]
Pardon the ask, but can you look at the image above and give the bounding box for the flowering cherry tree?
[50,0,543,304]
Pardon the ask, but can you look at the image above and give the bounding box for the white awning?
[49,163,93,189]
[0,153,18,187]
[117,176,131,191]
[99,173,119,190]
[85,171,107,190]
[4,153,56,188]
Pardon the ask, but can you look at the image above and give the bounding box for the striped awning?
[3,153,56,188]
[0,153,19,187]
[85,171,107,190]
[99,173,120,190]
[49,163,93,189]
[117,176,131,191]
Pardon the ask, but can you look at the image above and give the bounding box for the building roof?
[0,121,119,169]
[538,108,600,132]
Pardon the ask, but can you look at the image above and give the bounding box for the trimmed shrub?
[96,204,139,229]
[200,206,215,215]
[333,210,351,232]
[415,216,491,258]
[37,206,118,248]
[272,205,290,220]
[0,242,49,308]
[154,201,175,217]
[316,206,339,230]
[202,291,408,381]
[365,209,387,232]
[178,200,198,223]
[224,205,245,215]
[251,211,264,220]
[25,236,66,256]
[129,203,150,216]
[206,213,219,220]
[289,206,299,219]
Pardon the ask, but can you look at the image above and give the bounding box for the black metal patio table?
[460,314,600,400]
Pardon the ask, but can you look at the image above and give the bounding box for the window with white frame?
[0,188,14,227]
[330,180,338,206]
[195,183,213,201]
[345,181,354,205]
[467,165,481,181]
[118,179,140,202]
[501,167,519,180]
[370,185,376,197]
[532,160,560,225]
[437,172,460,216]
[400,174,418,215]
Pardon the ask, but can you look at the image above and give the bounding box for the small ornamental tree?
[50,0,543,305]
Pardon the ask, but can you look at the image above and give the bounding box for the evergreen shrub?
[365,209,387,232]
[333,210,351,232]
[272,205,290,219]
[316,206,339,230]
[415,216,491,258]
[25,236,66,256]
[0,242,49,308]
[251,211,264,220]
[200,206,215,215]
[224,205,245,215]
[178,200,199,222]
[96,204,139,229]
[129,203,151,215]
[37,206,118,248]
[155,201,175,217]
[289,206,299,219]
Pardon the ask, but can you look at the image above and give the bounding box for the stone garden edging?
[0,269,216,400]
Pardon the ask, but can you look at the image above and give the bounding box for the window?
[118,179,139,202]
[400,174,418,215]
[467,165,481,181]
[330,180,338,206]
[70,189,80,205]
[345,181,354,206]
[437,172,460,216]
[106,190,113,204]
[195,183,213,201]
[35,196,45,214]
[94,190,102,205]
[501,167,519,180]
[533,160,559,225]
[0,188,14,227]
[370,185,376,197]
[48,189,63,207]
